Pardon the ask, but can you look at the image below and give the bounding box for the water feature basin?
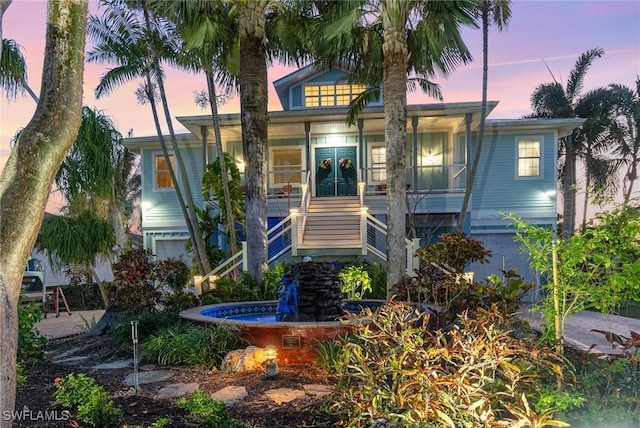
[180,300,387,365]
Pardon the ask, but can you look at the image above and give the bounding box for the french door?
[314,146,357,197]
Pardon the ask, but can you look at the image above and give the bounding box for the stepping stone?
[211,386,248,404]
[157,382,199,398]
[52,355,89,364]
[93,359,133,370]
[123,370,173,386]
[139,364,156,371]
[303,384,332,397]
[264,388,306,404]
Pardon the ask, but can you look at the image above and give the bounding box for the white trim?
[367,142,387,185]
[514,136,544,180]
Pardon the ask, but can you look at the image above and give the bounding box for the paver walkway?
[35,309,105,339]
[518,304,640,354]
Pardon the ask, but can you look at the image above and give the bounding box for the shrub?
[113,309,181,346]
[322,302,566,427]
[111,247,161,313]
[177,389,247,428]
[338,265,372,299]
[61,283,104,310]
[141,322,241,367]
[260,262,286,300]
[54,373,121,427]
[18,303,47,364]
[154,257,191,294]
[363,262,387,299]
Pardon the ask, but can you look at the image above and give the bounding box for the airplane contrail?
[465,49,635,69]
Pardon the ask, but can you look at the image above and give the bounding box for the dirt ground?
[15,335,342,427]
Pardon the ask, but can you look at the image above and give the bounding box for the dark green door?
[315,146,357,197]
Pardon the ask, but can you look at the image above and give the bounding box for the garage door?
[155,239,189,261]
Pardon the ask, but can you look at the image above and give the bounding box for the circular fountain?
[180,261,437,365]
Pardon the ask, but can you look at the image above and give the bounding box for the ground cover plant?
[54,373,121,427]
[318,301,567,427]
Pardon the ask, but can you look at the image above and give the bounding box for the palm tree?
[148,0,240,260]
[87,0,211,273]
[236,0,270,283]
[305,0,475,292]
[609,77,640,204]
[0,0,87,419]
[457,0,511,231]
[0,0,12,59]
[529,47,604,238]
[1,38,38,102]
[573,88,622,230]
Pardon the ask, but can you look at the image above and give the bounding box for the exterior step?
[300,196,364,250]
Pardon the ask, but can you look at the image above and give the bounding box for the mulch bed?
[15,335,343,427]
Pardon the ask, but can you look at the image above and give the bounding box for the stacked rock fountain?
[276,261,346,322]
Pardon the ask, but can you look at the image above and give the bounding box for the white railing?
[364,213,420,276]
[201,200,420,283]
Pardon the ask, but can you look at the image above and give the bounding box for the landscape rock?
[93,359,133,370]
[221,346,266,373]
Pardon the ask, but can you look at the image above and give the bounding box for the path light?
[264,345,278,379]
[131,320,139,395]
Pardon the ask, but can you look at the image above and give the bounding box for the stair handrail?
[300,171,311,238]
[202,214,294,283]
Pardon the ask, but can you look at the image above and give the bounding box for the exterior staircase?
[298,196,362,250]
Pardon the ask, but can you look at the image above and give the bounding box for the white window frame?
[268,145,306,188]
[153,152,175,190]
[515,137,543,179]
[368,143,387,184]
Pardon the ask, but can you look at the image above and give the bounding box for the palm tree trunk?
[141,5,211,274]
[562,134,577,238]
[458,4,490,232]
[239,1,268,283]
[206,70,237,258]
[382,4,409,294]
[0,1,86,421]
[0,0,12,61]
[143,71,203,272]
[581,161,591,232]
[624,162,637,204]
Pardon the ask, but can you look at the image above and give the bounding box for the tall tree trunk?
[623,158,638,204]
[0,0,87,420]
[581,156,591,232]
[382,4,408,294]
[206,70,237,258]
[141,5,211,274]
[239,1,268,283]
[562,134,577,238]
[458,4,490,232]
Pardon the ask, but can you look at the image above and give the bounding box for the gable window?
[370,145,387,183]
[304,83,366,108]
[270,147,304,187]
[517,138,541,177]
[155,154,174,189]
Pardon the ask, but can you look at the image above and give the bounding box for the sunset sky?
[1,0,639,214]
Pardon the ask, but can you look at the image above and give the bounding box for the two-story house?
[125,65,583,294]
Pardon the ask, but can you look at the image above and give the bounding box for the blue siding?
[472,132,556,213]
[308,70,347,83]
[291,85,302,108]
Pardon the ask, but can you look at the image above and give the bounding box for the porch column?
[305,121,311,180]
[200,126,208,170]
[412,116,418,191]
[358,118,364,183]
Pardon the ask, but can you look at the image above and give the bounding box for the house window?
[370,146,387,183]
[304,83,366,107]
[270,147,304,187]
[517,139,541,177]
[155,154,174,189]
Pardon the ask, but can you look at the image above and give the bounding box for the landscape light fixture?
[264,345,278,379]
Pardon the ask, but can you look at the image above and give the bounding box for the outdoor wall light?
[141,201,152,210]
[264,345,278,379]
